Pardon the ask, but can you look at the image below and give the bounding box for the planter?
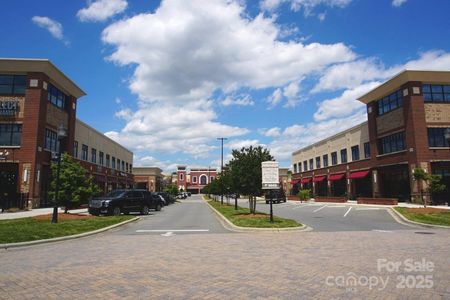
[315,197,347,203]
[357,197,398,205]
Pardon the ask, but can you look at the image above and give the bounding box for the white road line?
[356,208,381,210]
[372,229,392,233]
[343,207,352,217]
[328,205,347,208]
[313,205,327,213]
[136,229,210,233]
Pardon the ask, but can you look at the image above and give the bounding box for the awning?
[291,179,300,185]
[301,177,312,184]
[328,173,345,181]
[313,175,326,182]
[348,170,370,179]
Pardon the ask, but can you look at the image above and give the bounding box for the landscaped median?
[206,198,303,230]
[0,213,136,246]
[394,207,450,227]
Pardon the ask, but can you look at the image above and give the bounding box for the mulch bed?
[235,213,268,219]
[33,213,94,221]
[405,208,449,214]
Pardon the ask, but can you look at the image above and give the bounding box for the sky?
[1,0,450,173]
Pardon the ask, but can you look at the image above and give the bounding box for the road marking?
[313,205,327,213]
[372,229,392,233]
[328,205,347,208]
[356,208,381,210]
[136,229,210,233]
[343,207,352,217]
[161,232,175,237]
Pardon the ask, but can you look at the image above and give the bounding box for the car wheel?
[141,205,150,215]
[266,201,269,204]
[112,206,121,216]
[155,203,162,211]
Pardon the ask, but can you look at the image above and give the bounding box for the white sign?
[261,161,279,190]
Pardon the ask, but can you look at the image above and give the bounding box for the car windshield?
[105,190,126,198]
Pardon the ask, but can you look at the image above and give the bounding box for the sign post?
[262,161,279,223]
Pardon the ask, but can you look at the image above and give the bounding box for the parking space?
[238,200,414,232]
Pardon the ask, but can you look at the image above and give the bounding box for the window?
[0,124,22,146]
[340,149,347,163]
[210,176,214,182]
[303,161,308,172]
[423,84,450,102]
[377,89,403,115]
[99,151,104,165]
[91,148,97,163]
[121,161,125,171]
[428,127,450,147]
[378,131,406,155]
[106,154,110,168]
[117,159,120,170]
[364,142,370,159]
[126,162,129,172]
[112,157,116,169]
[331,152,337,166]
[323,154,328,167]
[293,164,297,173]
[44,129,58,152]
[0,75,26,95]
[130,164,132,172]
[309,159,314,170]
[73,141,78,158]
[81,144,88,161]
[351,145,360,161]
[192,176,197,183]
[315,157,321,169]
[180,173,184,181]
[47,83,68,109]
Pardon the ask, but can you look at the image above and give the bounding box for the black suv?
[265,189,287,204]
[156,192,176,205]
[89,189,164,216]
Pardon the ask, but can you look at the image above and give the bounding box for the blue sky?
[1,0,450,172]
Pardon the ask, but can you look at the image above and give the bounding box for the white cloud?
[403,50,450,70]
[133,155,178,173]
[267,88,283,108]
[226,139,264,150]
[31,16,68,45]
[221,94,254,106]
[283,81,301,107]
[77,0,128,22]
[317,12,326,21]
[392,0,407,7]
[260,0,352,16]
[259,127,281,137]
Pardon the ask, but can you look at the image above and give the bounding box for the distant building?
[176,165,217,194]
[132,167,163,192]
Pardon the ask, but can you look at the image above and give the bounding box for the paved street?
[0,195,449,299]
[237,199,413,232]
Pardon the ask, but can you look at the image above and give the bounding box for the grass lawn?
[207,199,301,228]
[0,214,133,244]
[395,207,450,227]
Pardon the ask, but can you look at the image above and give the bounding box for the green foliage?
[395,208,450,227]
[297,189,311,201]
[413,167,446,206]
[48,153,102,210]
[164,184,179,196]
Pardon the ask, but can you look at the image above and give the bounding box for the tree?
[227,146,274,214]
[298,189,311,203]
[413,167,446,207]
[48,153,101,213]
[164,184,179,196]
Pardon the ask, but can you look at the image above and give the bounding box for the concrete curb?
[389,208,450,229]
[204,197,311,233]
[0,216,141,249]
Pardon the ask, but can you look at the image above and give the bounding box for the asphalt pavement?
[112,194,230,235]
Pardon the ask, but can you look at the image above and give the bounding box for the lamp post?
[51,124,67,224]
[217,137,227,205]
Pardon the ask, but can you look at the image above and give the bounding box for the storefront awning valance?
[313,175,326,182]
[291,179,300,185]
[328,173,345,181]
[301,177,312,184]
[348,170,370,179]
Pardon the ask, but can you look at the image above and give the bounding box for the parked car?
[177,193,187,199]
[187,192,191,197]
[157,192,175,205]
[265,189,286,204]
[89,189,164,216]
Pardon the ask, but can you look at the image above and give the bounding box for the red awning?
[313,175,326,182]
[328,173,345,181]
[348,170,370,179]
[291,179,300,185]
[301,177,312,184]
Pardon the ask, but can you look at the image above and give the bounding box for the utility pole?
[217,138,227,205]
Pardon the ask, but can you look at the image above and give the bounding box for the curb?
[0,216,141,249]
[204,197,311,233]
[389,208,450,229]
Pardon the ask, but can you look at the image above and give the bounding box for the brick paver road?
[1,224,449,299]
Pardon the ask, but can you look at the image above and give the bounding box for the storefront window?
[428,127,450,147]
[0,124,22,146]
[378,131,406,154]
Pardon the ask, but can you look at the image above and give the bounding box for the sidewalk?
[0,208,88,220]
[287,199,450,210]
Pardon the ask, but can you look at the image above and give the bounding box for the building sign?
[262,161,279,190]
[0,100,19,116]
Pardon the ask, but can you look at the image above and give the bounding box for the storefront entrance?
[431,162,450,206]
[0,163,21,210]
[378,165,410,202]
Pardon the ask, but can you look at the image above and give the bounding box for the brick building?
[133,167,163,192]
[0,58,133,209]
[175,165,217,194]
[291,70,450,204]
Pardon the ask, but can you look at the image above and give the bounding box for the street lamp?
[51,124,67,224]
[217,137,227,205]
[444,128,450,147]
